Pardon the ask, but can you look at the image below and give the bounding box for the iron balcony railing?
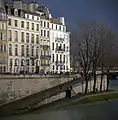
[40,55,51,59]
[55,61,65,65]
[41,63,50,66]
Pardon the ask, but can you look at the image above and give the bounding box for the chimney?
[60,17,65,25]
[49,14,52,19]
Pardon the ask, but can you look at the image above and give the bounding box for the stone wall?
[0,75,75,103]
[29,75,107,108]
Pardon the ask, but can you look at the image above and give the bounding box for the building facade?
[7,8,41,74]
[0,0,8,74]
[0,0,70,74]
[50,17,70,73]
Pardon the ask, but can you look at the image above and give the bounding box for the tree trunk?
[106,69,110,91]
[93,68,97,93]
[106,73,109,91]
[84,75,88,94]
[100,64,104,92]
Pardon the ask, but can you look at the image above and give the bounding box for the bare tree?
[73,21,116,93]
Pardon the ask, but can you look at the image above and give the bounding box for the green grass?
[77,92,118,104]
[54,92,118,110]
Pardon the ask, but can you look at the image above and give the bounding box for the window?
[26,33,29,43]
[4,45,6,52]
[53,65,55,70]
[47,22,49,28]
[56,66,58,70]
[41,21,42,27]
[32,60,34,66]
[21,59,24,66]
[10,59,12,66]
[32,15,34,20]
[40,49,43,55]
[44,30,46,37]
[9,30,12,41]
[47,31,49,37]
[0,56,1,64]
[21,21,24,28]
[36,47,39,57]
[15,44,18,56]
[36,35,39,44]
[63,55,65,63]
[52,24,53,29]
[59,26,61,30]
[8,19,11,26]
[26,45,29,57]
[63,44,65,51]
[27,14,29,18]
[64,66,65,70]
[36,24,39,31]
[0,45,3,52]
[31,46,34,56]
[31,34,34,43]
[26,59,30,66]
[4,56,7,64]
[37,17,39,20]
[56,25,57,30]
[32,23,34,30]
[21,32,24,42]
[44,21,46,27]
[56,43,58,50]
[52,54,54,62]
[15,31,18,41]
[60,54,62,61]
[14,20,18,27]
[21,45,25,56]
[9,44,12,56]
[0,33,3,40]
[52,42,54,50]
[41,29,43,36]
[15,59,18,66]
[26,22,29,29]
[56,54,58,61]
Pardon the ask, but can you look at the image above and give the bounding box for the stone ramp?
[0,77,81,117]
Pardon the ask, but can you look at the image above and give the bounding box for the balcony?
[30,56,39,60]
[55,37,64,42]
[40,55,51,60]
[55,61,65,65]
[40,41,50,46]
[56,47,65,52]
[41,63,50,66]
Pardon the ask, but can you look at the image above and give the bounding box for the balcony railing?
[55,61,65,65]
[41,63,50,66]
[56,47,65,52]
[40,55,51,59]
[40,41,50,46]
[55,37,64,42]
[40,45,50,50]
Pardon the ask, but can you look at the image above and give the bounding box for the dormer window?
[27,14,29,19]
[14,9,18,16]
[32,15,34,20]
[20,11,24,18]
[8,9,11,15]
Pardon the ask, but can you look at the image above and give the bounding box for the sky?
[8,0,118,34]
[38,0,118,33]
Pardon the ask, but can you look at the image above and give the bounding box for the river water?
[1,78,118,120]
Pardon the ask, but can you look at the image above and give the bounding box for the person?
[65,86,72,98]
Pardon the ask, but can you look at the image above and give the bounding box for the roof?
[50,18,59,24]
